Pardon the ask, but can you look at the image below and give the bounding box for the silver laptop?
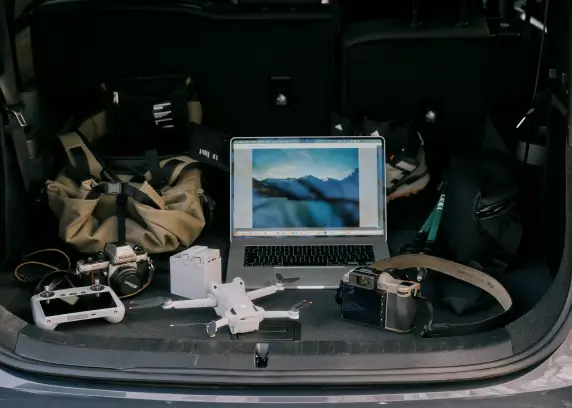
[227,136,389,289]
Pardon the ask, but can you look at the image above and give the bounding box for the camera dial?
[94,251,107,262]
[133,245,145,255]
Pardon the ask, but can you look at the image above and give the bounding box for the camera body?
[76,243,154,298]
[336,266,421,333]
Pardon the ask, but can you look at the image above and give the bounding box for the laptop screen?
[231,137,386,238]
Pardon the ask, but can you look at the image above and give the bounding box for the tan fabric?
[59,132,104,179]
[46,113,207,254]
[189,100,202,125]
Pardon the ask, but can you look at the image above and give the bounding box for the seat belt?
[0,1,36,194]
[368,253,515,337]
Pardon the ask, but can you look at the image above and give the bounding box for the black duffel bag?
[436,149,523,314]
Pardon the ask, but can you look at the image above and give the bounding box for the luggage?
[46,111,214,255]
[441,149,522,275]
[102,75,202,156]
[417,149,523,315]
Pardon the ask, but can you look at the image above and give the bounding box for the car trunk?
[0,0,570,385]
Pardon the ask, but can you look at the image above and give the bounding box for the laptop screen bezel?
[229,136,387,242]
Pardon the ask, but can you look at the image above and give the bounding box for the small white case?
[170,246,222,299]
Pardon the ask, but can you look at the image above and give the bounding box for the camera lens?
[356,275,372,286]
[110,265,142,297]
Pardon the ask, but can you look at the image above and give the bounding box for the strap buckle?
[104,182,124,196]
[5,102,27,127]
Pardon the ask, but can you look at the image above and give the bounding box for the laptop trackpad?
[273,266,347,289]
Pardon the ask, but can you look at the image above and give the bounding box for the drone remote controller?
[31,281,125,331]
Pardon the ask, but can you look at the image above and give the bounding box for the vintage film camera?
[335,266,421,333]
[76,243,155,298]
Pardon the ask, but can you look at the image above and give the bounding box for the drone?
[129,274,311,337]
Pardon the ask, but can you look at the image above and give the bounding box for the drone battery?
[170,246,222,299]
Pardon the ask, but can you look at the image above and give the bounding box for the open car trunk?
[0,0,570,385]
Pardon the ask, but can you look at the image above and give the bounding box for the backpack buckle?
[104,182,124,196]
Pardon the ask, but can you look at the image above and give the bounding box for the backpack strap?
[144,149,166,188]
[85,181,163,209]
[155,155,215,225]
[86,181,163,244]
[186,77,202,125]
[159,155,200,186]
[59,132,104,181]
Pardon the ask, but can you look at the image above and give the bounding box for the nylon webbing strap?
[59,132,104,181]
[86,182,162,244]
[186,77,202,124]
[145,149,165,187]
[85,182,161,209]
[0,1,35,193]
[369,254,514,337]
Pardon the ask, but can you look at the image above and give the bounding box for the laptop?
[227,136,389,289]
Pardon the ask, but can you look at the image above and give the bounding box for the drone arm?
[163,298,217,310]
[206,318,230,337]
[247,285,281,301]
[263,310,299,320]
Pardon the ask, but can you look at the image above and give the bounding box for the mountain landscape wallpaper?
[251,148,360,228]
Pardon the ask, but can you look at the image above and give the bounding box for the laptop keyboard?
[243,245,375,267]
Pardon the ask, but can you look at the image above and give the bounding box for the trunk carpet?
[0,192,554,342]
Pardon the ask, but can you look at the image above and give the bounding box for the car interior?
[0,0,569,382]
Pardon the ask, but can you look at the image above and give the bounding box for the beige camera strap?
[369,254,514,337]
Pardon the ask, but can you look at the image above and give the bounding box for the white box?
[169,246,222,300]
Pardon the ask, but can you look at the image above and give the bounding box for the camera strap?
[368,253,514,337]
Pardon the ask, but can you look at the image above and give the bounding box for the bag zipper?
[475,198,516,218]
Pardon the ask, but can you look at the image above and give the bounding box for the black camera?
[335,266,421,333]
[75,243,154,298]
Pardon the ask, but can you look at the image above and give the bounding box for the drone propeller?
[169,322,210,328]
[290,299,312,312]
[171,320,222,337]
[276,273,300,285]
[128,296,170,310]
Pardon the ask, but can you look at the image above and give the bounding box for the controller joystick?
[39,285,55,298]
[90,279,105,292]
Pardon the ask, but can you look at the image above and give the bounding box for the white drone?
[129,274,311,337]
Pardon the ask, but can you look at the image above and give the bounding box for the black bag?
[436,149,522,314]
[189,124,230,172]
[102,75,202,157]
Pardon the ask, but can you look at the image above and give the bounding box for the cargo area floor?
[0,192,554,342]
